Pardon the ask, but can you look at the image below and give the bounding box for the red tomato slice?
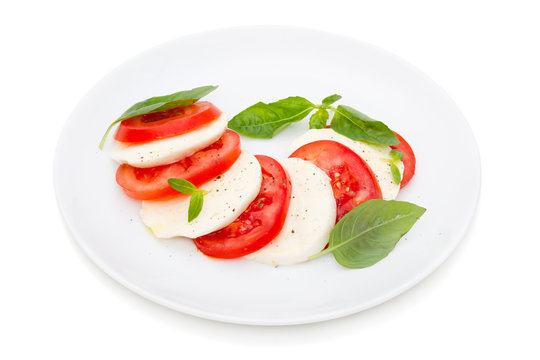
[194,155,292,259]
[115,130,241,200]
[114,101,222,143]
[390,131,416,188]
[289,140,382,222]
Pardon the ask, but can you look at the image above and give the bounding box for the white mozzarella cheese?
[287,128,404,200]
[140,151,262,239]
[245,158,336,266]
[110,113,228,168]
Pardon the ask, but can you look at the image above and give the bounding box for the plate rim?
[54,25,481,325]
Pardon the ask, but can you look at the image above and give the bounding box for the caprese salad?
[101,86,425,269]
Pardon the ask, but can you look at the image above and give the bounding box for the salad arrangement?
[101,85,425,268]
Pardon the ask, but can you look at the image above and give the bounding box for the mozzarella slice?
[140,151,262,239]
[245,158,336,266]
[287,128,404,200]
[110,113,228,168]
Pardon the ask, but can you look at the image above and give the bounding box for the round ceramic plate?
[54,26,480,325]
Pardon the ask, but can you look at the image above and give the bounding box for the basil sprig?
[310,199,426,268]
[99,85,218,149]
[382,149,404,185]
[228,94,399,146]
[167,178,208,222]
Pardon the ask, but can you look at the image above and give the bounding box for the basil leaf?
[315,200,425,268]
[168,178,206,222]
[390,163,402,185]
[168,178,197,195]
[390,149,404,161]
[188,190,204,222]
[330,105,399,145]
[118,85,218,121]
[99,85,218,149]
[309,109,329,129]
[322,94,342,106]
[228,96,315,138]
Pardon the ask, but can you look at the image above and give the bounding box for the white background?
[1,0,539,359]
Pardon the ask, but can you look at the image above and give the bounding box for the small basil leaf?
[228,96,315,138]
[390,163,402,185]
[309,109,329,129]
[99,85,218,149]
[390,149,404,161]
[168,178,197,195]
[188,190,204,222]
[330,105,400,146]
[322,94,342,106]
[326,199,426,268]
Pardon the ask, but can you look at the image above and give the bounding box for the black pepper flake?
[291,229,295,234]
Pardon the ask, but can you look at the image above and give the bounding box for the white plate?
[54,26,480,325]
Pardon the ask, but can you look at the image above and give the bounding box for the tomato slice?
[390,131,416,188]
[115,130,241,200]
[194,155,292,259]
[114,101,222,143]
[289,140,382,222]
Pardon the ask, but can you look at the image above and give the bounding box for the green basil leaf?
[310,199,426,268]
[118,85,218,121]
[188,190,204,222]
[168,178,206,222]
[390,149,404,161]
[309,109,329,129]
[228,96,315,138]
[390,163,402,185]
[330,105,400,145]
[322,94,342,106]
[99,85,218,149]
[168,178,198,195]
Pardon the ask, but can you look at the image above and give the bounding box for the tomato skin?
[289,140,382,222]
[390,131,416,188]
[114,101,222,143]
[194,155,292,259]
[115,130,241,200]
